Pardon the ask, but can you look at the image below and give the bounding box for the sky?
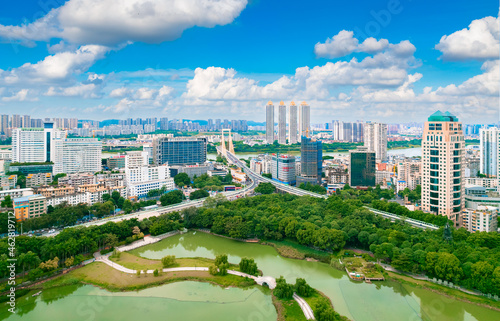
[0,0,498,124]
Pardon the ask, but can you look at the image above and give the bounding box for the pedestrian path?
[94,255,314,319]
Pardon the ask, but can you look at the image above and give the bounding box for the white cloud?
[0,0,248,46]
[314,30,390,58]
[105,98,134,113]
[0,45,109,84]
[45,83,100,98]
[435,15,500,61]
[2,89,37,102]
[109,87,131,98]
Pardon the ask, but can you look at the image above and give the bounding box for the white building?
[52,138,102,174]
[125,151,174,198]
[288,102,298,144]
[462,206,498,233]
[364,122,388,162]
[479,127,499,177]
[46,185,126,207]
[397,160,422,190]
[0,188,33,201]
[298,102,310,142]
[278,101,287,144]
[11,122,65,163]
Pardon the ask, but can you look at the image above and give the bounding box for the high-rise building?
[30,119,43,128]
[0,115,8,135]
[364,122,388,162]
[298,102,310,142]
[21,115,31,128]
[11,115,21,128]
[153,137,207,166]
[160,117,169,131]
[52,137,102,174]
[421,111,464,227]
[288,102,298,144]
[297,135,322,185]
[125,151,174,198]
[265,101,274,143]
[278,101,286,144]
[479,127,499,177]
[271,154,296,185]
[11,122,65,163]
[349,146,376,187]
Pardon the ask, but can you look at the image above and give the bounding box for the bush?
[274,276,294,299]
[209,265,218,275]
[153,269,159,277]
[295,278,313,297]
[215,254,228,266]
[161,255,176,268]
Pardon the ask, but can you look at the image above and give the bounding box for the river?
[207,147,422,160]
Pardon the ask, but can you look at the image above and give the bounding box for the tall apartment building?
[288,102,298,144]
[298,102,310,142]
[125,151,174,197]
[462,206,498,233]
[479,127,499,177]
[297,136,322,185]
[11,115,21,129]
[0,115,9,135]
[21,115,31,128]
[266,101,275,143]
[52,137,102,174]
[397,160,421,190]
[421,111,464,227]
[271,154,296,185]
[153,137,207,166]
[364,122,388,162]
[278,101,287,144]
[349,146,376,187]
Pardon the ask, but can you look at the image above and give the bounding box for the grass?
[387,271,500,311]
[39,262,256,292]
[343,257,384,279]
[278,297,307,321]
[109,252,239,271]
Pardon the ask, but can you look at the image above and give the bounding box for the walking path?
[94,254,313,319]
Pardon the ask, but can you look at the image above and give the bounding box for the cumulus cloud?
[314,30,389,58]
[0,0,248,46]
[435,15,500,61]
[45,83,100,98]
[2,89,37,102]
[0,45,109,84]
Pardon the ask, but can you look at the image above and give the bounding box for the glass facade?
[299,136,322,185]
[349,150,376,187]
[154,137,207,166]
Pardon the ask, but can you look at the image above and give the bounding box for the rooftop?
[428,110,459,122]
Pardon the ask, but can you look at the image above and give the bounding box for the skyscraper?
[11,115,21,128]
[297,136,322,185]
[288,102,298,144]
[266,101,274,143]
[349,147,376,187]
[0,115,8,135]
[271,154,296,185]
[421,111,464,227]
[278,101,286,144]
[298,102,310,142]
[11,122,65,163]
[479,127,499,177]
[21,115,31,128]
[364,122,388,162]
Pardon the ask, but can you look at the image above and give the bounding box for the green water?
[0,281,276,321]
[130,231,499,321]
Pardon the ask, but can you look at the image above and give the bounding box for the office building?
[125,151,175,197]
[349,146,376,187]
[266,101,274,143]
[153,137,207,166]
[297,136,322,185]
[364,122,388,162]
[271,154,296,185]
[421,111,464,227]
[479,127,499,177]
[108,155,126,169]
[462,206,498,233]
[13,194,46,221]
[11,122,65,163]
[52,138,102,175]
[298,102,310,142]
[169,163,214,179]
[289,102,298,144]
[278,101,287,144]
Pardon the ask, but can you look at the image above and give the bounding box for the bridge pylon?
[220,129,235,157]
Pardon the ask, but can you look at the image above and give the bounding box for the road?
[363,206,439,230]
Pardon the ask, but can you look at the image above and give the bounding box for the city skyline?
[0,0,497,123]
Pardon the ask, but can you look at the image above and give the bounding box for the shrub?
[153,269,159,277]
[161,255,176,268]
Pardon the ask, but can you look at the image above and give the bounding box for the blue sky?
[0,0,498,123]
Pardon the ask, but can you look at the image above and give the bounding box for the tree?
[132,226,141,235]
[65,256,75,268]
[160,190,184,206]
[122,199,133,213]
[153,269,159,277]
[189,189,210,200]
[215,254,228,266]
[104,233,118,249]
[111,191,121,205]
[295,278,313,297]
[136,270,141,277]
[443,222,453,242]
[239,257,258,276]
[314,299,339,321]
[52,173,67,185]
[161,255,176,268]
[174,173,191,187]
[434,252,463,283]
[1,195,12,208]
[102,193,111,203]
[254,182,275,194]
[274,276,294,299]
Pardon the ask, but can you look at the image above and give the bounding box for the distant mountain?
[89,119,265,127]
[99,119,120,127]
[247,121,265,126]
